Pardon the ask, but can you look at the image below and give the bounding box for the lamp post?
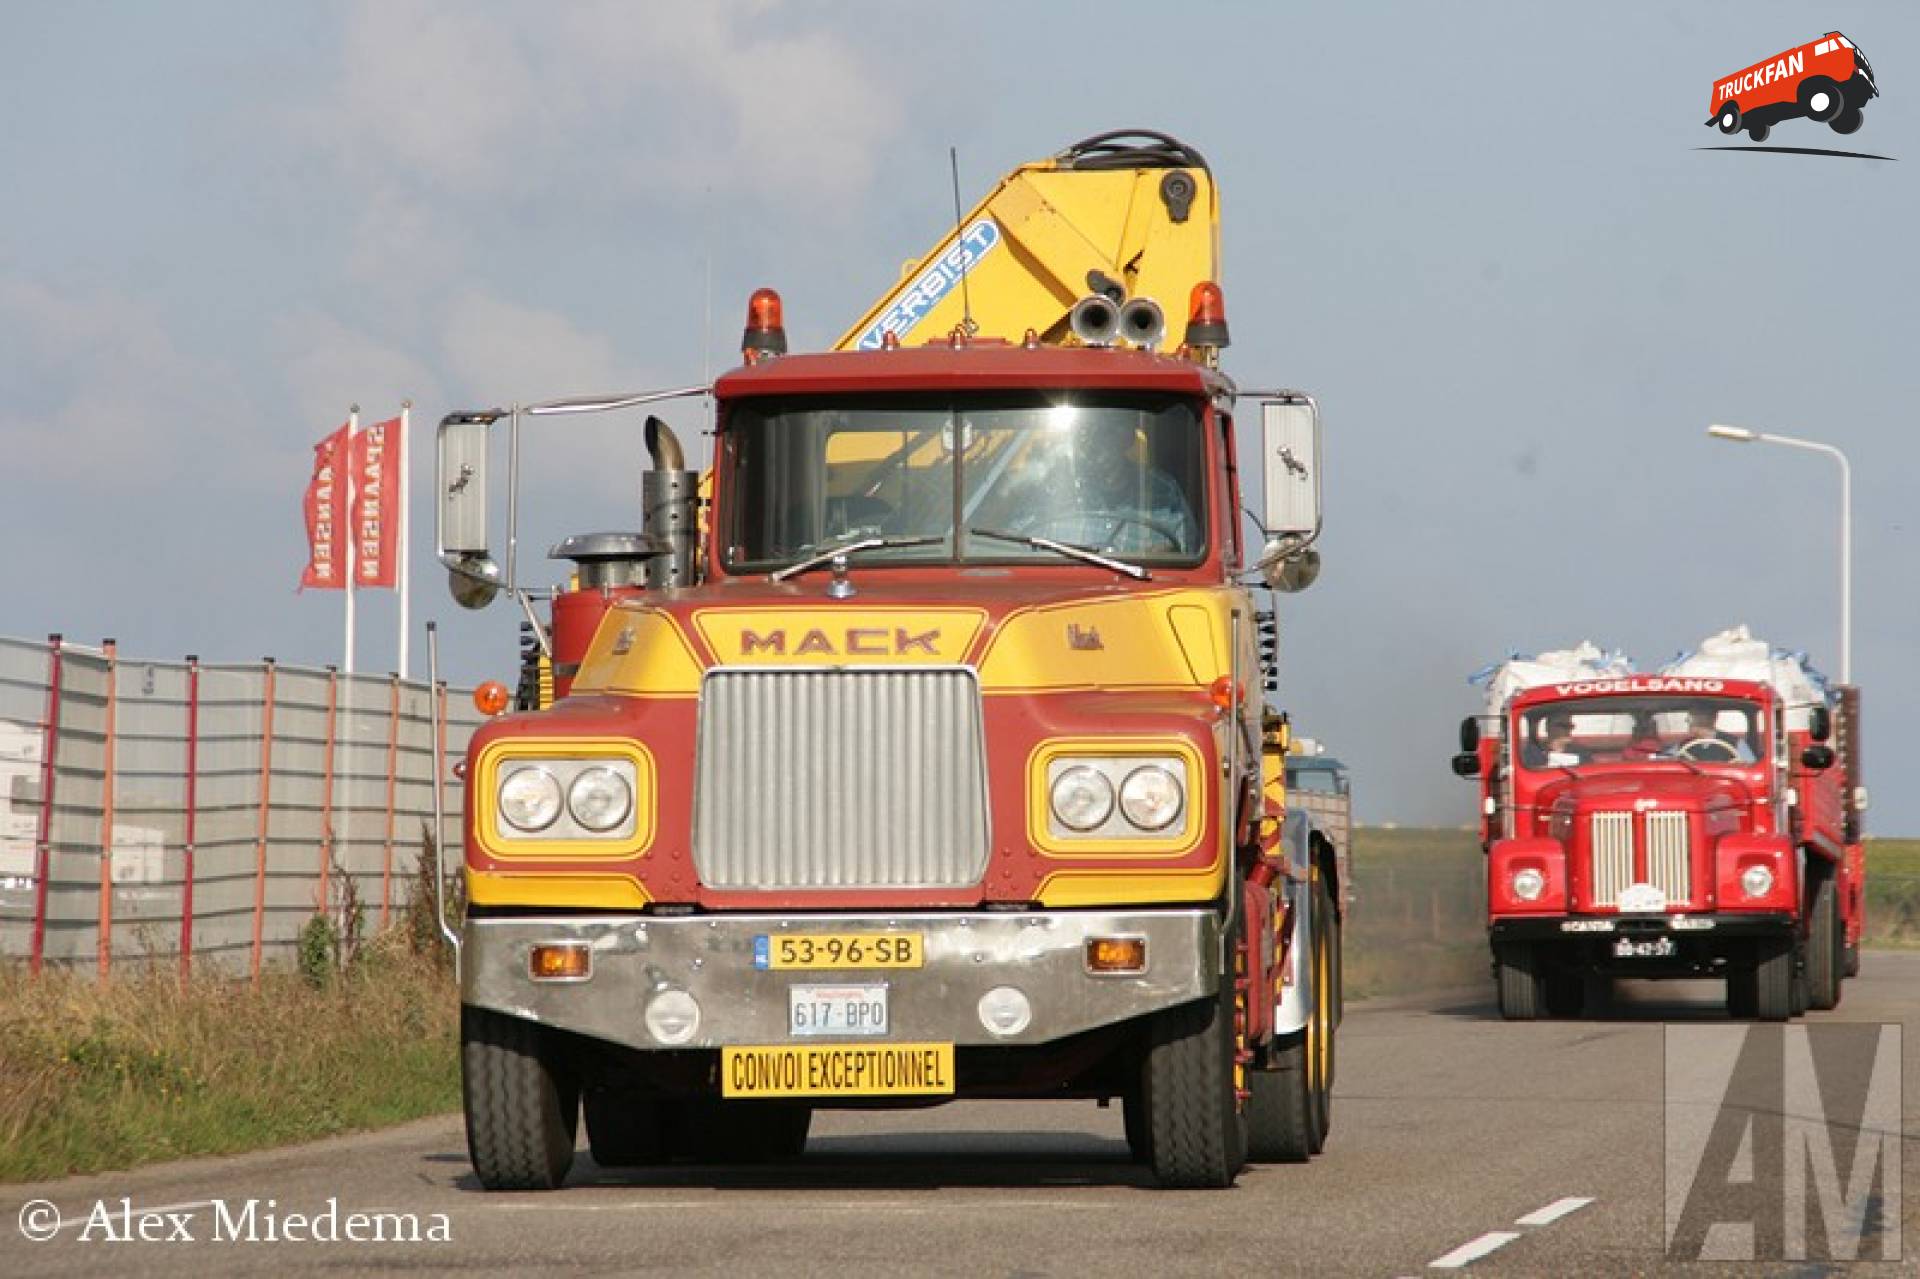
[1707,424,1852,684]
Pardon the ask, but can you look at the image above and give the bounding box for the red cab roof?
[713,345,1222,400]
[1510,676,1775,711]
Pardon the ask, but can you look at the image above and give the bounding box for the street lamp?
[1706,424,1853,684]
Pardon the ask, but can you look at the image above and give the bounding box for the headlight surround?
[499,766,563,832]
[1511,867,1546,902]
[1050,766,1115,832]
[1740,864,1775,899]
[567,766,633,832]
[1119,765,1184,832]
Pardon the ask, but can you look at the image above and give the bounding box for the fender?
[1273,807,1317,1036]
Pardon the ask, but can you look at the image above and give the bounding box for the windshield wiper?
[969,528,1151,581]
[769,535,944,582]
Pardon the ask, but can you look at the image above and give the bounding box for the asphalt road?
[6,952,1916,1277]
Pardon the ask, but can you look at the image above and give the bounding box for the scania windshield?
[723,392,1208,572]
[1518,697,1765,770]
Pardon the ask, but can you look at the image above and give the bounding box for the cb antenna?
[949,146,975,335]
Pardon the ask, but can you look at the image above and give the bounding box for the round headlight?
[644,989,701,1045]
[499,766,562,831]
[1511,867,1546,902]
[1740,864,1775,899]
[1050,766,1114,832]
[1119,765,1184,832]
[568,766,632,832]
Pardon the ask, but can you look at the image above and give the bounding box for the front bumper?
[1490,912,1794,944]
[463,909,1219,1052]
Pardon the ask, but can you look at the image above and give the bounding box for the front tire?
[1496,942,1542,1021]
[463,1006,579,1190]
[1752,939,1795,1022]
[1145,955,1247,1187]
[1801,77,1844,122]
[1718,103,1742,134]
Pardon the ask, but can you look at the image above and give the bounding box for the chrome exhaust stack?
[642,415,698,589]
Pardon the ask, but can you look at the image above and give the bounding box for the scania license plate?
[1613,936,1677,959]
[789,984,889,1037]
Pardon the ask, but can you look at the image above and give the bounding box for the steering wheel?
[1677,737,1740,763]
[1020,509,1185,552]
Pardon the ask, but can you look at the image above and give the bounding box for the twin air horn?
[1070,293,1165,350]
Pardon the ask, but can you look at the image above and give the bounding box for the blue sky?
[2,3,1914,830]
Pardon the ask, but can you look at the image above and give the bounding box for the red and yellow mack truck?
[1451,632,1866,1022]
[430,132,1343,1189]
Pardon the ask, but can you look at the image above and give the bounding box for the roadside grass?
[1341,830,1920,1001]
[0,842,464,1185]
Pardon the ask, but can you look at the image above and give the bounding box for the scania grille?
[692,668,991,890]
[1587,810,1693,907]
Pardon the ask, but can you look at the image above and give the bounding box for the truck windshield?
[1518,697,1764,770]
[724,392,1207,572]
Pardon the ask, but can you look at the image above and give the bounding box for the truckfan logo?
[1701,31,1888,158]
[1665,1025,1902,1262]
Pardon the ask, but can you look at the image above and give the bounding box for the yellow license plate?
[754,932,923,970]
[722,1043,955,1098]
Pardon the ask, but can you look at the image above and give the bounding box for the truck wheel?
[462,1005,578,1190]
[1800,77,1844,122]
[1831,107,1865,135]
[1544,969,1585,1018]
[584,1090,663,1167]
[1806,869,1843,1011]
[1746,120,1771,143]
[1246,1035,1315,1163]
[1309,877,1336,1144]
[1123,1086,1153,1162]
[1145,951,1247,1187]
[1496,943,1542,1021]
[1845,943,1861,978]
[1717,103,1741,134]
[1753,939,1795,1022]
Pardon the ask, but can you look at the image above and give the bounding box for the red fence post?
[29,634,64,978]
[381,673,399,929]
[98,638,118,980]
[181,655,200,989]
[319,665,337,912]
[251,658,277,987]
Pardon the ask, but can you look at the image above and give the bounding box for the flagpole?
[345,406,358,676]
[398,402,412,680]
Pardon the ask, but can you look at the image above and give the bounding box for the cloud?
[273,309,444,429]
[0,278,270,490]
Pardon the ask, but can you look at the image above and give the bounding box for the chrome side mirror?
[437,411,502,607]
[1255,396,1322,591]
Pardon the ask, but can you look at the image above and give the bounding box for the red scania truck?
[1452,638,1866,1022]
[1706,31,1878,141]
[431,133,1344,1190]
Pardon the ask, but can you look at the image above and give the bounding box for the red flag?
[299,422,351,591]
[350,417,401,589]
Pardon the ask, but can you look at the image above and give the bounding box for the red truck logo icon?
[1707,32,1878,142]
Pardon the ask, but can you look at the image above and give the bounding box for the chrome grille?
[1645,810,1692,904]
[692,668,990,890]
[1588,811,1635,907]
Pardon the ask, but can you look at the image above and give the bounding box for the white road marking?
[1428,1230,1521,1269]
[1514,1195,1593,1228]
[485,1198,1111,1213]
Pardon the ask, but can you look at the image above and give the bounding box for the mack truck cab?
[430,133,1345,1190]
[1454,671,1865,1021]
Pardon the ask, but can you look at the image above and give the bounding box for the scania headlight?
[1050,766,1115,832]
[1511,867,1546,902]
[499,766,562,831]
[1119,765,1184,831]
[567,766,633,832]
[1740,864,1775,899]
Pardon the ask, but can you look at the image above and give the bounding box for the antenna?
[949,146,975,336]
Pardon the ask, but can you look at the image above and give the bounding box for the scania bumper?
[462,909,1219,1051]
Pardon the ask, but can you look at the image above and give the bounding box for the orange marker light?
[741,287,788,362]
[1086,937,1148,974]
[529,944,591,981]
[1184,281,1231,350]
[1208,675,1243,710]
[473,681,511,716]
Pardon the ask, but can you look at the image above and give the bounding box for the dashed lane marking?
[1428,1231,1522,1269]
[1514,1195,1593,1228]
